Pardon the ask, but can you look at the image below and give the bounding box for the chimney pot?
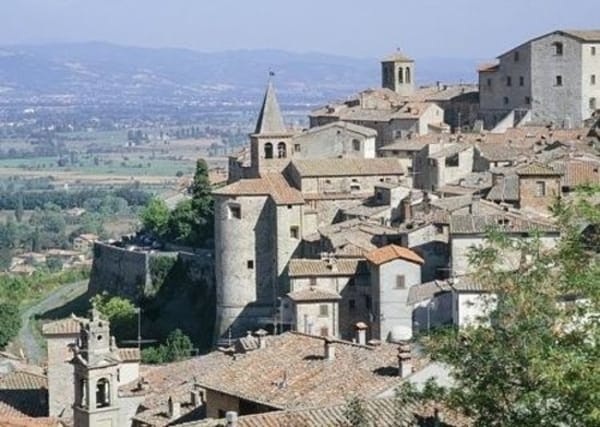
[168,396,181,420]
[254,329,268,349]
[398,343,413,378]
[355,322,368,345]
[226,411,238,427]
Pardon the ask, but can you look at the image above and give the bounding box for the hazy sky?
[0,0,598,59]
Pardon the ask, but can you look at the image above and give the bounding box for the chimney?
[190,390,201,408]
[225,411,238,427]
[398,343,413,378]
[469,194,481,215]
[355,322,368,345]
[401,197,412,222]
[168,396,181,420]
[324,337,336,361]
[255,329,268,349]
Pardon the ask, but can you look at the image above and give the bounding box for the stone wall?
[88,242,150,300]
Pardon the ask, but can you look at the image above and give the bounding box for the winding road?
[17,280,88,364]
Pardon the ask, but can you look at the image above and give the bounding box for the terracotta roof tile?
[288,259,367,277]
[516,162,561,176]
[41,317,83,336]
[118,348,141,362]
[291,158,404,177]
[195,332,410,410]
[213,174,304,205]
[365,244,424,265]
[0,371,48,418]
[181,398,470,427]
[287,288,341,302]
[450,213,558,234]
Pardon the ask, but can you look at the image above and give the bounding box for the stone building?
[214,81,407,342]
[310,89,446,148]
[516,162,563,214]
[365,245,424,341]
[479,30,600,128]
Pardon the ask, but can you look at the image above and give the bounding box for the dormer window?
[553,42,563,56]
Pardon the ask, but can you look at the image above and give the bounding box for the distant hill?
[0,42,479,104]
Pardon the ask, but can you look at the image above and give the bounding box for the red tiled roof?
[365,244,424,266]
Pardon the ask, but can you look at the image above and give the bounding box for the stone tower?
[249,77,294,176]
[72,309,120,427]
[381,51,415,96]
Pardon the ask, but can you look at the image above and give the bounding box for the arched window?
[405,67,411,84]
[264,143,273,159]
[553,42,563,56]
[277,142,287,159]
[96,378,110,408]
[352,139,361,151]
[398,67,404,84]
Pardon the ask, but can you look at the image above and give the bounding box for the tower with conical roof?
[250,77,294,176]
[381,50,415,96]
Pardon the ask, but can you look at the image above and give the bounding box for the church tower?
[72,309,121,427]
[381,51,415,96]
[249,76,294,176]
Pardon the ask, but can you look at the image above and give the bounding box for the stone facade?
[517,171,562,214]
[479,30,600,128]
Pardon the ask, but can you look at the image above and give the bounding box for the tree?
[407,192,600,426]
[0,302,21,349]
[342,396,369,427]
[140,329,193,364]
[188,158,214,243]
[165,199,195,244]
[90,293,137,340]
[140,197,169,239]
[14,192,24,222]
[164,328,193,362]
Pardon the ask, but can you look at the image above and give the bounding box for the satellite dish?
[389,325,412,343]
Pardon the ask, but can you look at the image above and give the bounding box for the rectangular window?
[525,96,531,105]
[592,75,596,85]
[228,204,241,219]
[319,304,329,317]
[506,76,512,86]
[396,275,406,289]
[487,78,492,87]
[247,260,254,269]
[555,75,563,86]
[535,181,546,197]
[514,51,519,62]
[503,96,509,105]
[590,98,597,111]
[290,226,299,239]
[309,277,317,287]
[519,76,524,86]
[445,154,459,167]
[364,295,371,310]
[350,184,361,191]
[294,143,301,152]
[592,46,597,56]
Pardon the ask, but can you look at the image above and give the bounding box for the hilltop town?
[1,29,600,427]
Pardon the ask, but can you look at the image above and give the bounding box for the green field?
[0,156,196,177]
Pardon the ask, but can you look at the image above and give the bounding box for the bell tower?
[381,50,415,96]
[72,309,121,427]
[249,74,294,176]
